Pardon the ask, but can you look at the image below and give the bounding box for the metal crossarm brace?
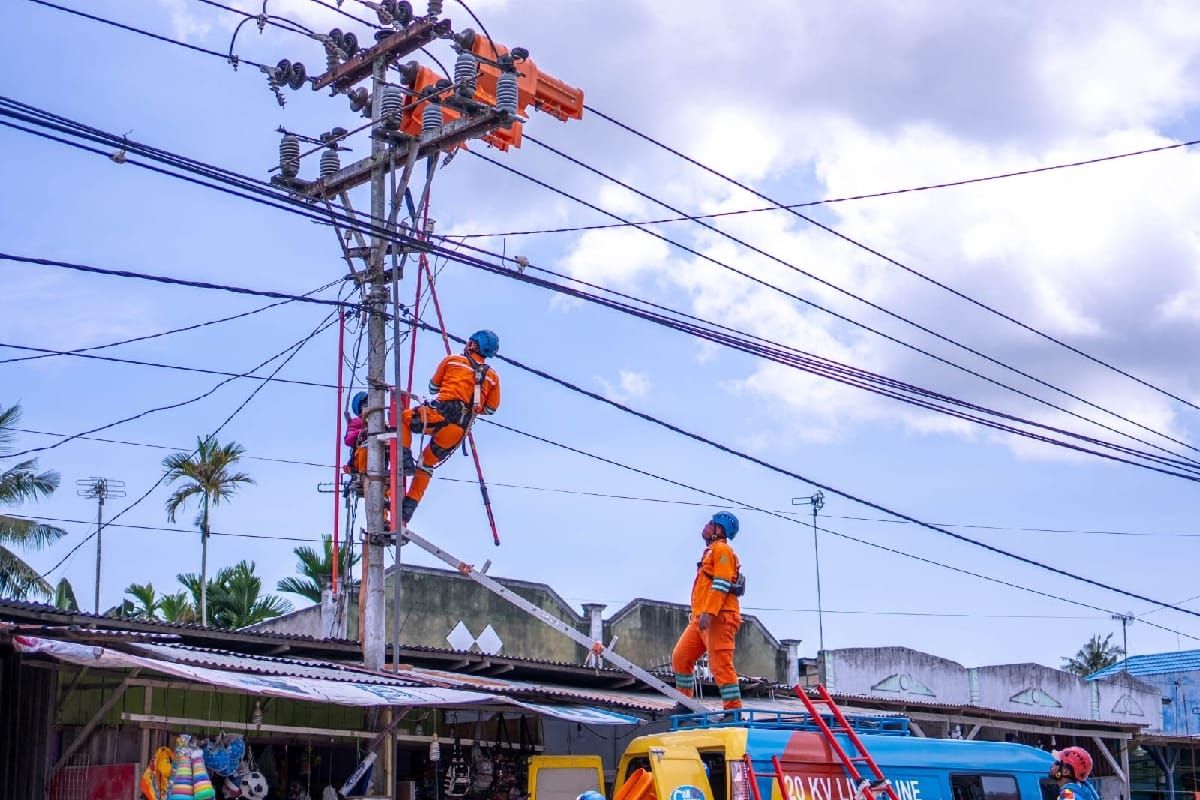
[299,109,513,198]
[398,525,705,711]
[312,18,449,92]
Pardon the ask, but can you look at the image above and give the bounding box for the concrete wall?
[605,600,784,680]
[386,566,589,663]
[823,646,1159,725]
[824,647,970,704]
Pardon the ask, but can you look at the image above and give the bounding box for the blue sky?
[6,0,1200,670]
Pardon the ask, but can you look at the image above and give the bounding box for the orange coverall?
[672,539,743,709]
[401,352,501,503]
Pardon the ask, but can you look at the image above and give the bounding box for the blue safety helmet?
[351,391,368,416]
[469,329,500,358]
[577,792,605,800]
[711,511,739,539]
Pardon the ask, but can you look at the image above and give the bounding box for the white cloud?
[618,370,649,398]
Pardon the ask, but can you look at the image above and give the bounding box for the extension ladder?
[791,684,901,800]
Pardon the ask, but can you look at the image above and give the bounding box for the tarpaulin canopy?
[14,635,642,725]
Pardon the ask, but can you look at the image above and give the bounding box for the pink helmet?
[1053,747,1093,781]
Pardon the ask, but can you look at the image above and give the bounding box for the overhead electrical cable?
[7,514,318,543]
[0,278,341,365]
[37,308,341,578]
[15,424,1200,538]
[5,314,339,460]
[509,137,1200,460]
[15,2,1194,467]
[458,134,1200,239]
[478,419,1200,641]
[4,105,1199,480]
[582,105,1200,417]
[438,331,1200,619]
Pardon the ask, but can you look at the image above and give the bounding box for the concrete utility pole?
[362,56,390,673]
[76,477,125,614]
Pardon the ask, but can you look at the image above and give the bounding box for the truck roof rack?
[668,708,911,736]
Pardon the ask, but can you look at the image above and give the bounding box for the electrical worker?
[398,330,501,524]
[342,391,369,494]
[1049,747,1098,800]
[672,511,744,710]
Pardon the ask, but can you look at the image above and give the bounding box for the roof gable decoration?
[870,673,936,697]
[1111,694,1146,716]
[447,621,504,655]
[1010,687,1063,708]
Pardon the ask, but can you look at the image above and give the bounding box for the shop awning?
[13,635,642,725]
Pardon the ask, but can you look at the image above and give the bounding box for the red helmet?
[1053,747,1093,781]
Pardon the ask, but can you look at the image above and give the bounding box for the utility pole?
[793,491,826,654]
[76,477,125,614]
[1112,612,1135,672]
[265,3,584,679]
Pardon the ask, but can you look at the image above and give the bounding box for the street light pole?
[792,491,826,654]
[1112,612,1135,671]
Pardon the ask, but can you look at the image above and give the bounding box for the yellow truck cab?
[613,710,1057,800]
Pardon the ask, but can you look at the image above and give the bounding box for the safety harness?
[418,356,492,465]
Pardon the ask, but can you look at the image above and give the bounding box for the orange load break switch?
[399,33,584,151]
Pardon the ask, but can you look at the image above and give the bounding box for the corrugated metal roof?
[828,690,1144,730]
[128,643,422,686]
[1089,651,1200,679]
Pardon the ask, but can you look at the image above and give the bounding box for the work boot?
[401,497,418,524]
[401,447,417,476]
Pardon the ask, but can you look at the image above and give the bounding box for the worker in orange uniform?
[398,330,501,524]
[672,511,744,709]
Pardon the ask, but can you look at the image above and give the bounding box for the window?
[951,774,1020,800]
[625,757,652,780]
[699,751,728,800]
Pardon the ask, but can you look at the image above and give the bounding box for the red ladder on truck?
[787,684,901,800]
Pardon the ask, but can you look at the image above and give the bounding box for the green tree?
[162,435,254,626]
[54,577,78,611]
[1062,632,1125,676]
[159,591,194,624]
[0,404,68,600]
[277,535,360,603]
[178,561,291,629]
[124,582,161,620]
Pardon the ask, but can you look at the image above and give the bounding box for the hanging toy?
[167,740,195,800]
[192,751,217,800]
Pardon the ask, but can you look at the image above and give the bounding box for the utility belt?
[427,398,474,428]
[701,568,747,598]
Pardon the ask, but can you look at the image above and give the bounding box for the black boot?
[401,497,418,524]
[401,448,417,476]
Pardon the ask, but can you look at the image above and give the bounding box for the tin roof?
[1089,651,1200,679]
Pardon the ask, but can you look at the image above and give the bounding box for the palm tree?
[0,404,68,600]
[277,535,360,603]
[159,591,195,624]
[1062,632,1125,676]
[218,560,292,628]
[162,435,254,626]
[179,561,291,629]
[124,582,161,620]
[54,577,79,612]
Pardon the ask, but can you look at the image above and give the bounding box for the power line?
[475,341,1200,620]
[6,104,1198,482]
[510,136,1200,462]
[0,253,356,310]
[16,424,1200,539]
[459,137,1200,237]
[22,0,269,70]
[582,104,1200,418]
[37,309,341,578]
[476,421,1200,642]
[25,0,1199,469]
[6,314,338,460]
[0,341,336,389]
[0,278,340,365]
[6,513,318,543]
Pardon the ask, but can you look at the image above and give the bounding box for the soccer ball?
[239,772,269,800]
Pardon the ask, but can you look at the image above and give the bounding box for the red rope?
[332,308,345,596]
